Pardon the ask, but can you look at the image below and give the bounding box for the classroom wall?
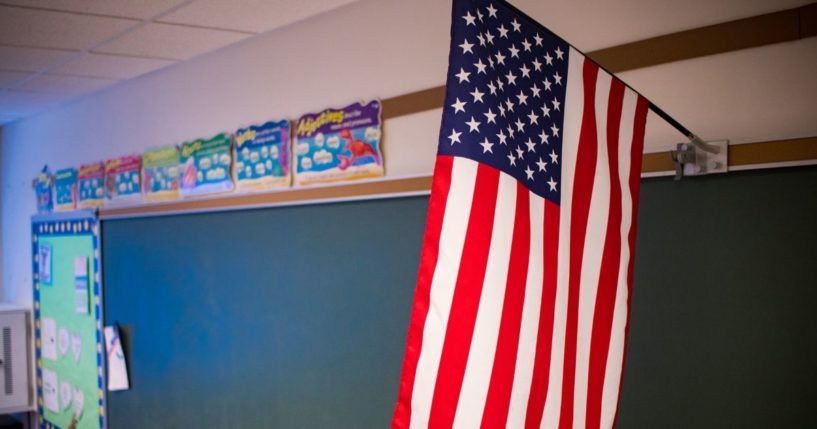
[0,0,452,306]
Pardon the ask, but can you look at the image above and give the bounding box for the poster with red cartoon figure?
[293,100,384,185]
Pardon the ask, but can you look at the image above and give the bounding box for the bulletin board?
[32,211,105,429]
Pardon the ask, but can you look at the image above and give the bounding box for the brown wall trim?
[801,3,817,38]
[102,138,816,219]
[729,136,817,167]
[381,86,446,120]
[642,152,676,173]
[641,136,817,174]
[588,7,806,72]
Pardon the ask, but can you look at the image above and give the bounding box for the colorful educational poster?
[55,168,78,212]
[179,133,234,196]
[33,165,54,214]
[105,155,142,201]
[142,145,180,201]
[32,212,106,429]
[294,100,384,185]
[234,120,291,191]
[78,163,105,208]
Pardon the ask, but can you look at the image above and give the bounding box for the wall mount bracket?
[670,139,728,180]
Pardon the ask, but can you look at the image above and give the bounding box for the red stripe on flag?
[427,164,501,428]
[611,96,649,428]
[392,155,455,429]
[480,181,531,429]
[559,60,600,429]
[524,199,560,429]
[585,79,626,429]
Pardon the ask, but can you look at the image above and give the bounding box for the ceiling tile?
[50,53,176,79]
[0,0,188,20]
[0,70,34,87]
[16,74,119,96]
[94,23,250,60]
[0,90,69,116]
[158,0,358,33]
[0,46,77,72]
[0,6,137,50]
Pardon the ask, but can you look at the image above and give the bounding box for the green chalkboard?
[102,166,817,428]
[102,197,428,428]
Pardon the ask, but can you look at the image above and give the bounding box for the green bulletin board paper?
[33,213,105,429]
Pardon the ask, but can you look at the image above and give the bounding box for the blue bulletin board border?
[32,210,106,429]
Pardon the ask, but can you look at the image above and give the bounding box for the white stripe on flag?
[541,47,586,429]
[411,157,479,429]
[452,172,518,429]
[573,70,613,428]
[505,192,545,428]
[600,89,638,428]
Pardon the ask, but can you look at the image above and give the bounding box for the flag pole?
[497,0,720,154]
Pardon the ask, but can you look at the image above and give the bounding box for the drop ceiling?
[0,0,814,154]
[0,0,357,124]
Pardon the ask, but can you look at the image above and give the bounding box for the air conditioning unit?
[0,305,32,414]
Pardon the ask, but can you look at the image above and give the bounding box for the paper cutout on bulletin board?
[39,242,52,285]
[72,387,85,419]
[58,327,70,357]
[179,133,234,197]
[104,325,130,391]
[234,120,291,191]
[55,168,78,212]
[43,368,60,413]
[74,256,89,315]
[60,381,73,411]
[78,162,105,208]
[294,100,384,185]
[71,331,83,364]
[143,145,181,202]
[105,155,142,201]
[42,317,58,361]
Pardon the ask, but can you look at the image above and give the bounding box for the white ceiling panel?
[0,70,33,87]
[0,0,189,20]
[94,23,250,60]
[158,0,358,33]
[0,90,69,116]
[0,46,76,72]
[625,38,817,152]
[51,53,176,79]
[0,5,137,50]
[16,74,119,96]
[520,0,814,51]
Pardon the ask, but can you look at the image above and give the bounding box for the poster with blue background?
[294,100,383,185]
[234,120,290,191]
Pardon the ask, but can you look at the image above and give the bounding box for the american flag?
[392,1,648,428]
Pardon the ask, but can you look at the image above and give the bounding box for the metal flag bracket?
[670,138,729,180]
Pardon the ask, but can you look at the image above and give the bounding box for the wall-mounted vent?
[3,327,12,395]
[0,308,31,413]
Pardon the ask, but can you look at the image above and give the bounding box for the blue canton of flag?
[437,0,567,203]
